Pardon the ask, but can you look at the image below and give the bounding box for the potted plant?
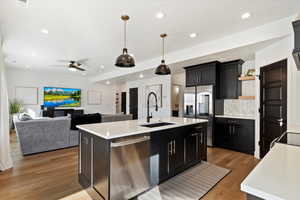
[9,99,23,130]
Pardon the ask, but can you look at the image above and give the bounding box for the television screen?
[44,87,81,107]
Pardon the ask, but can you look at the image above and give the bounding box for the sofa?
[14,114,133,155]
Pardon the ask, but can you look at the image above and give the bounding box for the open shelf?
[239,96,255,100]
[238,76,256,81]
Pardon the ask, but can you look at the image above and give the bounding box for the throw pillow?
[18,113,33,121]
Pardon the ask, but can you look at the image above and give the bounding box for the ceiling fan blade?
[73,66,86,71]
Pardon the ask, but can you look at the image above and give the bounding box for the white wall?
[6,68,116,116]
[126,75,172,120]
[171,72,185,117]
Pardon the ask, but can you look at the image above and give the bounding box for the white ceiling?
[106,37,284,84]
[1,0,300,76]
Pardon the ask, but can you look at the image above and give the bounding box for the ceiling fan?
[52,58,89,72]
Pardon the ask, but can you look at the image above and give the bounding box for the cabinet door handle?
[173,141,176,154]
[167,143,170,174]
[200,132,203,144]
[168,142,172,155]
[184,138,186,163]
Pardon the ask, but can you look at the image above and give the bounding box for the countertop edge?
[77,120,208,140]
[240,183,284,200]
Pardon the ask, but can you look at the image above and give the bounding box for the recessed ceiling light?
[241,12,251,19]
[139,74,144,78]
[189,33,198,38]
[41,29,49,34]
[100,65,105,69]
[106,81,110,85]
[156,12,165,19]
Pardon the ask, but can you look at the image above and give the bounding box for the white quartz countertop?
[241,143,300,200]
[77,117,208,140]
[215,115,255,120]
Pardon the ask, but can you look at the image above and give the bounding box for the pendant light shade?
[155,33,171,75]
[115,15,135,68]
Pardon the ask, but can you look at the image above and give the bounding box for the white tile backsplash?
[224,99,255,116]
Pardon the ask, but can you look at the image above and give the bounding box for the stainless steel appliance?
[184,85,214,146]
[110,135,151,200]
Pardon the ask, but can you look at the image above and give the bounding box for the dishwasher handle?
[111,136,150,148]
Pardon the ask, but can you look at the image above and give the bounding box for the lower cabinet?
[152,124,207,183]
[215,118,254,155]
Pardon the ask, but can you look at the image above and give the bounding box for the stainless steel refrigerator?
[184,85,214,146]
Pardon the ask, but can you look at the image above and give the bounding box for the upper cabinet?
[184,59,244,99]
[184,61,220,87]
[216,59,244,99]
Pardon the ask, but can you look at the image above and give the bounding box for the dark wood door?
[260,59,287,158]
[121,92,126,114]
[129,88,138,120]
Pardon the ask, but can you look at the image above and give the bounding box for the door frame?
[259,59,287,158]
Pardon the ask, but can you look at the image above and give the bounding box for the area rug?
[138,162,231,200]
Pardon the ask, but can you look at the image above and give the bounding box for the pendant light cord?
[162,37,165,60]
[124,20,127,49]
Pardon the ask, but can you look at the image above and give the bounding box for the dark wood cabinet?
[215,117,254,155]
[184,125,207,166]
[151,124,207,183]
[152,128,185,182]
[217,59,243,99]
[185,61,219,87]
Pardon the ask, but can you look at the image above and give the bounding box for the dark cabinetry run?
[217,59,243,99]
[215,117,254,155]
[184,59,244,99]
[185,61,219,87]
[152,124,207,183]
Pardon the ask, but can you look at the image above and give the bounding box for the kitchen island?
[77,117,208,200]
[241,132,300,200]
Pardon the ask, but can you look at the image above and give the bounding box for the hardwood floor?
[0,134,259,200]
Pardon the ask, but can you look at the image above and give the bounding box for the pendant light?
[155,33,171,75]
[115,15,135,68]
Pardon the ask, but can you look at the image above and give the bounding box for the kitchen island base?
[77,118,208,200]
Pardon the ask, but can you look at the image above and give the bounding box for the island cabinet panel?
[215,118,254,155]
[184,125,207,167]
[79,131,92,188]
[151,124,207,183]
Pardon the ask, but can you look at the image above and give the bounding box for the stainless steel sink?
[140,122,175,128]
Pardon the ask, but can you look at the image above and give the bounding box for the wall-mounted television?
[44,87,81,107]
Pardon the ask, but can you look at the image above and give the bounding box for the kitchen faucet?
[147,92,158,123]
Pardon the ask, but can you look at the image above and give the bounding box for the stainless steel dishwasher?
[110,134,151,200]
